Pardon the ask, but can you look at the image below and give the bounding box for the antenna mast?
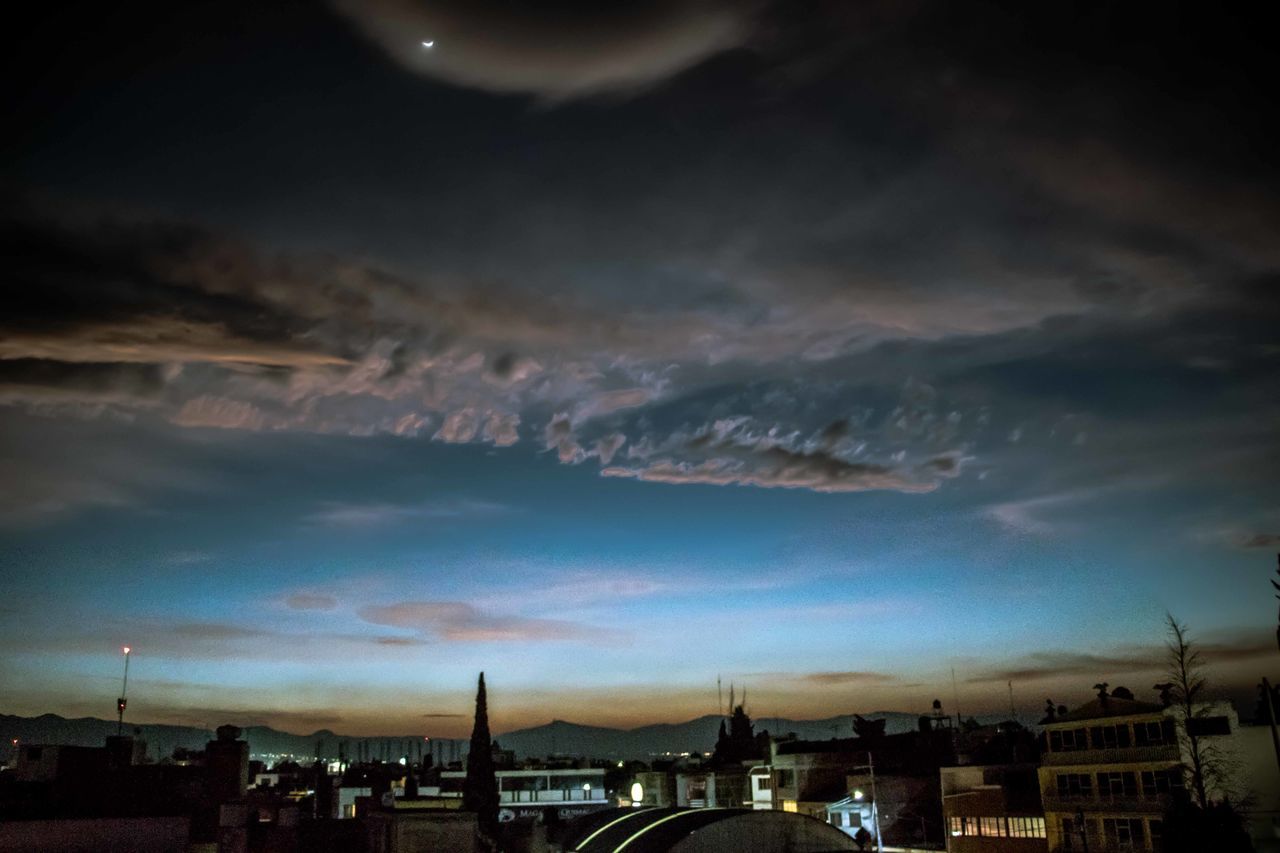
[951,666,962,729]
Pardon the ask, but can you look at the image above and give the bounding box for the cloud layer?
[330,0,755,99]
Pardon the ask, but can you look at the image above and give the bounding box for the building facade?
[942,764,1046,853]
[1038,693,1241,853]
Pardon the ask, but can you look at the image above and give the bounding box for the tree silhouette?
[1165,615,1237,808]
[852,715,886,739]
[464,672,499,841]
[1273,553,1280,652]
[712,704,761,764]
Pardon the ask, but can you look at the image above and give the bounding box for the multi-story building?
[942,763,1046,852]
[1038,690,1241,852]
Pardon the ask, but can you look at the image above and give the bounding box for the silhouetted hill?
[493,711,1005,759]
[0,714,456,764]
[1,710,1010,763]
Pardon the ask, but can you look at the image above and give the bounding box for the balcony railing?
[1043,746,1179,766]
[1042,794,1169,814]
[499,789,606,804]
[1051,844,1159,853]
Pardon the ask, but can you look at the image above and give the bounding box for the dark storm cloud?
[330,0,757,98]
[3,1,1278,513]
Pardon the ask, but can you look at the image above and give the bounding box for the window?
[1089,724,1132,749]
[1062,815,1088,851]
[1097,771,1137,799]
[1133,721,1167,746]
[1148,819,1163,851]
[1049,727,1088,752]
[755,776,771,791]
[1102,818,1144,852]
[1141,769,1172,797]
[1057,773,1093,798]
[775,770,794,789]
[847,813,862,828]
[830,812,843,826]
[949,817,963,837]
[980,817,1007,837]
[1008,817,1047,838]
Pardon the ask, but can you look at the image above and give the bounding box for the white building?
[437,767,610,821]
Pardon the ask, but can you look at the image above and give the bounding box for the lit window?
[782,800,798,813]
[980,817,1007,837]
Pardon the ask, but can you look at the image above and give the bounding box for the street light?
[116,646,132,735]
[846,755,883,853]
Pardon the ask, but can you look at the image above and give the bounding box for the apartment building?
[1038,690,1240,852]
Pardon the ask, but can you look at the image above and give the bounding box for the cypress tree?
[464,672,500,837]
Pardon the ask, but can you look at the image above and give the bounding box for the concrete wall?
[1239,725,1280,853]
[366,810,479,853]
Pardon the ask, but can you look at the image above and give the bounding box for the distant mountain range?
[2,711,1011,763]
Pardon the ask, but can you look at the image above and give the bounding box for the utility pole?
[849,754,884,853]
[869,753,882,853]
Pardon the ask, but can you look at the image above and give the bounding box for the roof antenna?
[1008,681,1017,722]
[952,666,962,728]
[718,675,723,719]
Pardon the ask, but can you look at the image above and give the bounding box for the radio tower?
[116,646,131,735]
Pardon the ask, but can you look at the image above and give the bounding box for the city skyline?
[2,1,1277,737]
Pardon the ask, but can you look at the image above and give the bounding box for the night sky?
[2,1,1277,736]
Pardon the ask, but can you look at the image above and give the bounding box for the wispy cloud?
[285,594,339,611]
[747,670,901,688]
[357,600,626,644]
[303,498,509,528]
[966,631,1274,684]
